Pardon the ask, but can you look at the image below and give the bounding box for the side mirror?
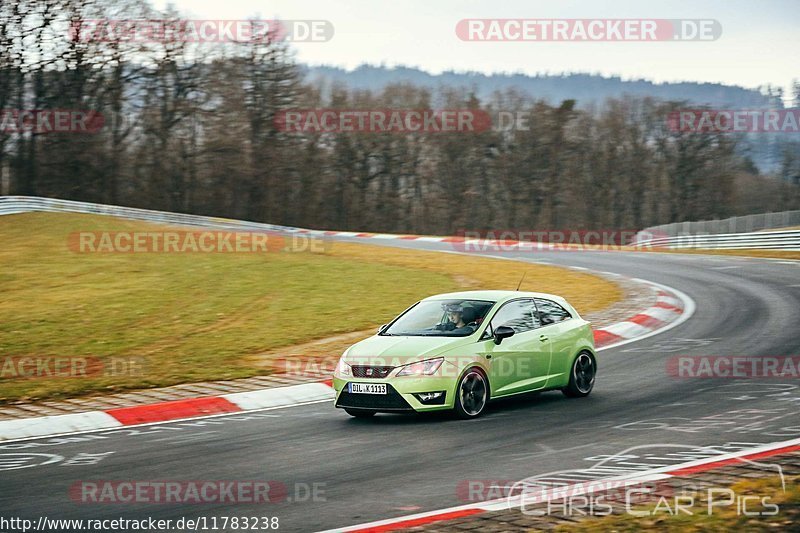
[493,325,515,345]
[377,324,388,334]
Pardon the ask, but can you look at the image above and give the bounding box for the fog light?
[414,391,446,405]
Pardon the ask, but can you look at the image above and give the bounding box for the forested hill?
[303,65,775,108]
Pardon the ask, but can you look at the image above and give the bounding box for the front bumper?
[332,375,456,413]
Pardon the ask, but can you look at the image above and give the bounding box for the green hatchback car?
[333,290,596,419]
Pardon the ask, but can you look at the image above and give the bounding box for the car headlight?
[336,358,352,377]
[396,357,444,376]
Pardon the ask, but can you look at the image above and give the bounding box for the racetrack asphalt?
[1,240,799,532]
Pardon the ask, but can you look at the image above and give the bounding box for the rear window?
[534,298,572,325]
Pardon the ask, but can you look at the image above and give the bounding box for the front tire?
[562,351,596,398]
[454,368,489,419]
[344,408,376,418]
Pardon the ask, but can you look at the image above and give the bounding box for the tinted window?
[534,298,572,325]
[489,299,540,334]
[383,299,494,337]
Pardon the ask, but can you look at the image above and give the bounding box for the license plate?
[348,383,387,395]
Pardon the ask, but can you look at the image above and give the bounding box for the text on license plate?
[348,383,387,394]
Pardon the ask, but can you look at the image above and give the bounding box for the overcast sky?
[157,0,798,98]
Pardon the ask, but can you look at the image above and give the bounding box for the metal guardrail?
[2,196,799,251]
[641,210,800,237]
[634,229,800,251]
[0,196,305,233]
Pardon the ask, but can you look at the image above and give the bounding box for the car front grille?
[336,383,413,411]
[351,365,394,378]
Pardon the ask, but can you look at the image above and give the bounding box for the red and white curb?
[296,230,598,246]
[319,437,800,533]
[592,278,693,349]
[0,382,335,441]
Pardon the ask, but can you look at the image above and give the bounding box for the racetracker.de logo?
[274,109,493,134]
[667,356,800,378]
[273,357,338,377]
[668,109,800,133]
[68,231,328,253]
[0,110,104,134]
[456,19,721,41]
[449,229,641,253]
[0,356,145,378]
[69,481,288,504]
[70,19,334,43]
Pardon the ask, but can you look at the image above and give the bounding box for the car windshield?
[382,299,495,337]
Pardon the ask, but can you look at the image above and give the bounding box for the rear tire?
[454,368,489,419]
[344,408,376,418]
[562,351,596,398]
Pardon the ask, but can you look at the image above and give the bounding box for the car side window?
[534,298,572,325]
[489,299,540,334]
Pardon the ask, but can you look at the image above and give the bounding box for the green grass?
[0,212,620,402]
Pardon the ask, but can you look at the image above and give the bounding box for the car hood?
[343,334,476,367]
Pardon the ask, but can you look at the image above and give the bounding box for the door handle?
[539,335,549,342]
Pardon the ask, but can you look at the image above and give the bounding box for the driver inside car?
[437,303,478,334]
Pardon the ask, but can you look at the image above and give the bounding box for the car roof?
[421,289,567,305]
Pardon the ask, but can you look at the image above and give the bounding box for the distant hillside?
[301,65,772,108]
[300,64,793,174]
